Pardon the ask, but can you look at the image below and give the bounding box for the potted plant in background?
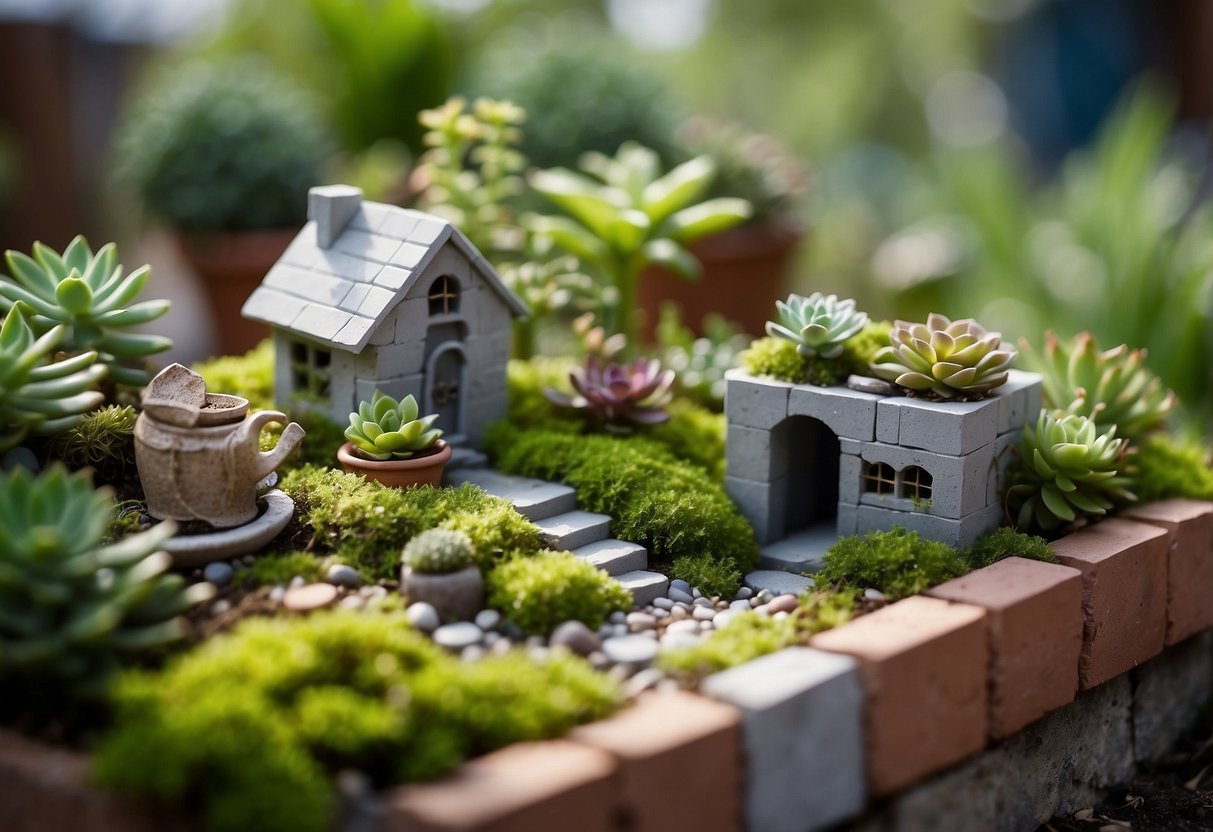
[399,528,484,622]
[338,390,449,488]
[114,58,333,356]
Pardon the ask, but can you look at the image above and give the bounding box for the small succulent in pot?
[345,391,443,461]
[870,313,1015,399]
[544,356,675,431]
[400,528,483,623]
[1007,410,1135,533]
[765,292,869,359]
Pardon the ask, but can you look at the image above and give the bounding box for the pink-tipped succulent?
[545,357,675,430]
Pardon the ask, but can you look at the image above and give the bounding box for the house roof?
[241,197,529,354]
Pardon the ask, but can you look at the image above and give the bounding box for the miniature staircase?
[447,468,669,606]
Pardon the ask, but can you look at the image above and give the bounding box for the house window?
[900,466,933,502]
[862,462,897,496]
[290,340,331,398]
[427,275,460,315]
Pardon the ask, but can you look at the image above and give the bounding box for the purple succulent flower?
[545,357,675,430]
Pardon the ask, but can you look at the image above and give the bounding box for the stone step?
[759,524,835,574]
[446,446,488,471]
[574,538,648,577]
[616,570,670,607]
[446,468,576,521]
[744,570,814,597]
[535,510,612,551]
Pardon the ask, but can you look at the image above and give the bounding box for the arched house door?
[424,341,467,441]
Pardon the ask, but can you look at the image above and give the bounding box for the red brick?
[568,690,742,832]
[381,740,617,832]
[1124,500,1213,645]
[927,557,1083,738]
[1049,518,1168,689]
[810,595,987,796]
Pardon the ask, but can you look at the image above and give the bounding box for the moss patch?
[487,550,633,635]
[194,340,275,411]
[237,551,326,588]
[1133,433,1213,503]
[963,527,1056,570]
[815,527,967,600]
[740,321,892,387]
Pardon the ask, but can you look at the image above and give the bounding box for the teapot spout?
[236,410,306,481]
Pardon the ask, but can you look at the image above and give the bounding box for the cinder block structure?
[242,185,529,447]
[724,368,1042,568]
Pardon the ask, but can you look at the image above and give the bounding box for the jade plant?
[0,304,106,451]
[344,390,443,461]
[1007,411,1135,532]
[766,292,869,359]
[544,355,675,431]
[401,528,474,575]
[0,465,213,702]
[870,313,1015,398]
[1019,331,1177,442]
[528,141,751,348]
[2,237,171,385]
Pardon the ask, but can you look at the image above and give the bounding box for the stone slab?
[1132,630,1213,764]
[703,647,867,832]
[574,539,648,576]
[812,596,988,796]
[1124,499,1213,645]
[854,502,1002,550]
[759,524,837,573]
[989,368,1041,435]
[788,384,883,442]
[876,395,999,456]
[724,369,791,430]
[535,510,611,551]
[745,570,814,595]
[726,423,788,483]
[726,474,786,545]
[616,571,670,607]
[446,468,576,521]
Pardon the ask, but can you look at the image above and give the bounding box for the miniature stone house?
[242,185,528,447]
[724,367,1043,570]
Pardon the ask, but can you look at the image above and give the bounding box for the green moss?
[963,527,1056,570]
[815,527,967,600]
[487,550,633,635]
[238,552,325,588]
[485,426,759,573]
[46,405,137,478]
[1133,433,1213,502]
[93,611,620,832]
[843,320,893,371]
[194,340,275,411]
[741,322,893,388]
[281,467,540,579]
[742,336,809,383]
[670,553,742,598]
[648,398,727,479]
[505,356,581,434]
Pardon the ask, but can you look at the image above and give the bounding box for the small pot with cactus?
[399,529,483,622]
[337,390,450,488]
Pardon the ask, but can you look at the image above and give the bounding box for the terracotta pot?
[174,229,296,357]
[636,219,804,342]
[337,440,452,489]
[400,564,485,622]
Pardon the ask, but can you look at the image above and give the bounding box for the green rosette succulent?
[345,390,443,461]
[765,292,869,359]
[401,528,474,575]
[1008,411,1135,532]
[1019,331,1176,443]
[870,313,1015,398]
[1,236,171,386]
[0,465,213,699]
[0,304,106,451]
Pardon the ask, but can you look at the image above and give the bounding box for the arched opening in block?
[777,414,840,537]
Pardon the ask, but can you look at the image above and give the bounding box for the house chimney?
[308,185,363,248]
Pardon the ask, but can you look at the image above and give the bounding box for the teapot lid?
[142,364,249,427]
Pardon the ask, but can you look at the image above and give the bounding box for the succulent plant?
[870,313,1015,398]
[0,304,106,451]
[1019,331,1177,442]
[765,292,869,359]
[345,390,443,461]
[0,465,213,698]
[2,237,171,385]
[401,528,474,575]
[1008,411,1135,532]
[544,356,675,431]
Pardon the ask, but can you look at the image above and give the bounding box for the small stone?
[692,587,703,598]
[693,596,714,608]
[326,564,363,588]
[714,610,741,629]
[433,622,483,651]
[203,562,234,588]
[461,645,485,663]
[660,632,701,651]
[527,646,549,663]
[526,635,546,649]
[209,599,231,616]
[483,631,501,648]
[729,599,752,611]
[699,620,715,632]
[735,586,754,600]
[490,637,512,656]
[668,606,689,620]
[767,594,800,615]
[864,588,888,601]
[268,585,286,603]
[625,667,665,698]
[283,583,339,612]
[551,620,602,656]
[847,374,897,396]
[360,585,388,600]
[609,663,639,682]
[667,588,694,605]
[289,576,306,590]
[757,589,774,603]
[626,612,658,632]
[612,623,629,639]
[715,600,729,611]
[609,611,627,625]
[588,650,611,671]
[692,605,716,621]
[338,595,365,611]
[602,635,660,665]
[773,611,790,621]
[750,597,764,608]
[474,609,502,631]
[669,579,692,595]
[665,619,701,636]
[652,608,669,620]
[241,555,256,567]
[406,602,440,633]
[2,446,39,473]
[597,624,614,639]
[653,597,676,610]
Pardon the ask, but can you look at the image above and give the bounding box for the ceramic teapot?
[134,364,305,528]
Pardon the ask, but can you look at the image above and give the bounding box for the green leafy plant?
[345,391,442,461]
[870,313,1015,398]
[1007,411,1135,532]
[487,550,632,635]
[401,528,474,575]
[47,404,137,478]
[0,466,212,705]
[0,305,106,451]
[529,141,751,348]
[1132,433,1213,503]
[766,292,869,359]
[962,527,1056,570]
[1019,331,1176,443]
[815,527,967,600]
[2,237,171,385]
[544,356,675,431]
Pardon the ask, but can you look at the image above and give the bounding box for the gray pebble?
[597,624,614,639]
[864,588,888,601]
[289,576,306,590]
[433,622,483,651]
[326,564,363,588]
[241,555,256,567]
[659,632,701,651]
[664,619,701,636]
[475,609,502,631]
[767,594,800,615]
[406,602,440,633]
[461,645,485,663]
[750,597,764,608]
[609,662,639,682]
[667,606,689,620]
[611,623,629,639]
[609,611,627,625]
[338,595,365,611]
[588,650,611,671]
[209,599,231,616]
[714,610,742,629]
[692,587,703,598]
[692,596,714,608]
[847,374,897,395]
[268,585,286,603]
[757,589,774,603]
[692,605,716,621]
[667,588,694,605]
[203,562,234,588]
[626,612,657,632]
[729,599,752,611]
[360,585,388,600]
[490,637,513,656]
[483,631,501,647]
[625,667,665,698]
[527,646,549,663]
[651,608,669,620]
[603,635,659,665]
[735,586,753,600]
[525,635,546,649]
[669,579,692,595]
[652,597,676,610]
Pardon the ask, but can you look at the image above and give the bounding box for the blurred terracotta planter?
[637,219,804,342]
[174,229,295,357]
[337,440,451,489]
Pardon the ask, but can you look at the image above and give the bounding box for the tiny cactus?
[870,313,1015,398]
[765,292,869,359]
[345,391,443,461]
[402,529,474,575]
